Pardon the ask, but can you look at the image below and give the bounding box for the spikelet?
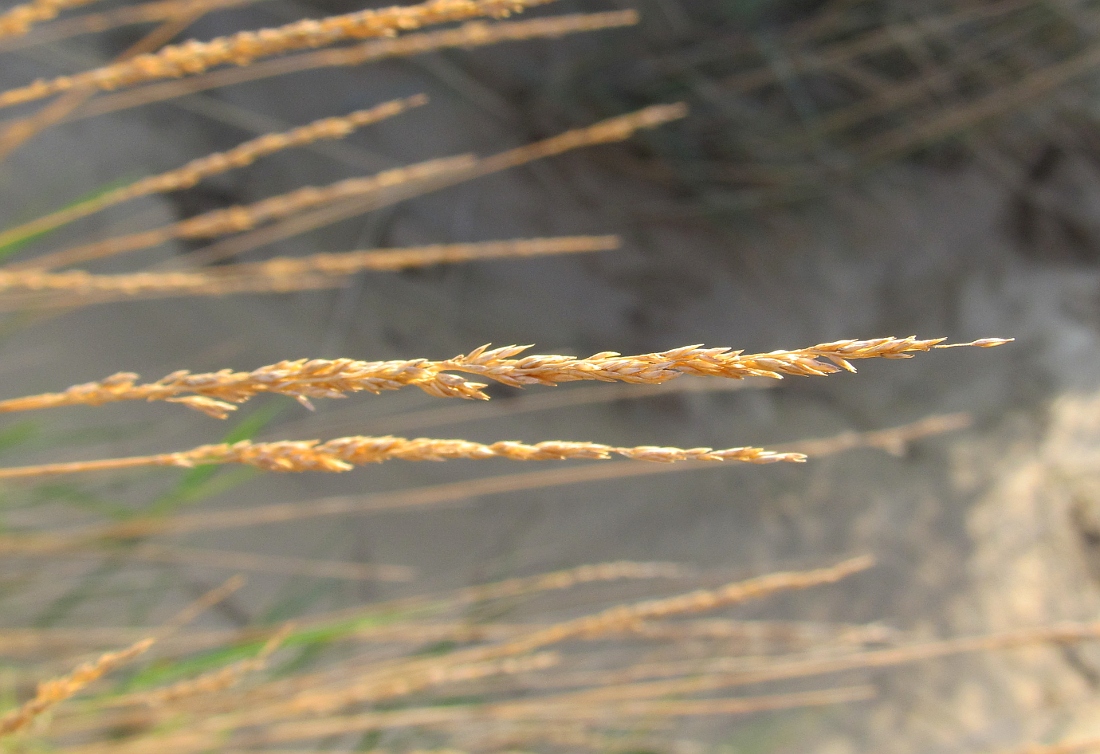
[0,637,153,735]
[126,625,292,708]
[0,95,427,250]
[15,104,682,271]
[13,154,475,271]
[0,0,261,51]
[0,0,100,39]
[72,11,641,120]
[0,0,554,107]
[0,336,1011,418]
[0,434,805,480]
[0,236,620,302]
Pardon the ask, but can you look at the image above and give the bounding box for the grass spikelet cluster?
[0,637,153,734]
[0,336,1009,418]
[0,0,100,39]
[0,94,428,249]
[0,0,553,107]
[0,236,619,307]
[0,434,805,480]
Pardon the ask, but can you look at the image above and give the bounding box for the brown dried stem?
[0,95,427,250]
[0,0,554,108]
[0,336,1009,419]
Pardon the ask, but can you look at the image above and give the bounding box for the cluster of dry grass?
[0,1,1081,753]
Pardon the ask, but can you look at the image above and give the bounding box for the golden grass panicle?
[0,637,153,735]
[0,434,805,479]
[0,236,620,307]
[0,0,100,39]
[0,0,554,107]
[69,11,641,120]
[0,95,427,249]
[0,336,1008,418]
[11,154,475,271]
[13,103,681,271]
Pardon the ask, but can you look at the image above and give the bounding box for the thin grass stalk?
[0,412,971,548]
[239,687,876,745]
[0,2,218,159]
[192,103,686,263]
[0,236,620,306]
[0,0,267,52]
[61,12,641,122]
[12,103,680,272]
[43,544,416,581]
[0,0,555,108]
[9,154,475,271]
[0,637,153,735]
[993,738,1100,754]
[0,95,428,249]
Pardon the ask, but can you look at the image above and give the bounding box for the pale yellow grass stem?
[64,12,640,121]
[0,2,222,159]
[1,412,968,544]
[0,336,1009,419]
[0,0,100,39]
[0,95,427,249]
[0,435,804,480]
[0,0,267,52]
[14,103,679,271]
[193,103,685,263]
[119,624,293,708]
[993,739,1100,754]
[0,0,554,108]
[246,687,875,743]
[12,154,474,271]
[172,558,871,730]
[0,236,619,307]
[0,637,153,735]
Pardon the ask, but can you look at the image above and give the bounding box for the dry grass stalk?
[246,686,875,743]
[0,0,264,51]
[0,336,1007,419]
[12,154,475,271]
[456,555,873,662]
[167,103,687,265]
[0,5,213,160]
[0,0,554,108]
[0,0,100,39]
[0,412,971,547]
[48,544,416,581]
[65,11,640,121]
[136,559,870,736]
[119,624,292,708]
[994,738,1100,754]
[0,434,805,480]
[0,236,620,305]
[16,103,680,272]
[551,621,1100,706]
[0,95,428,249]
[0,637,153,735]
